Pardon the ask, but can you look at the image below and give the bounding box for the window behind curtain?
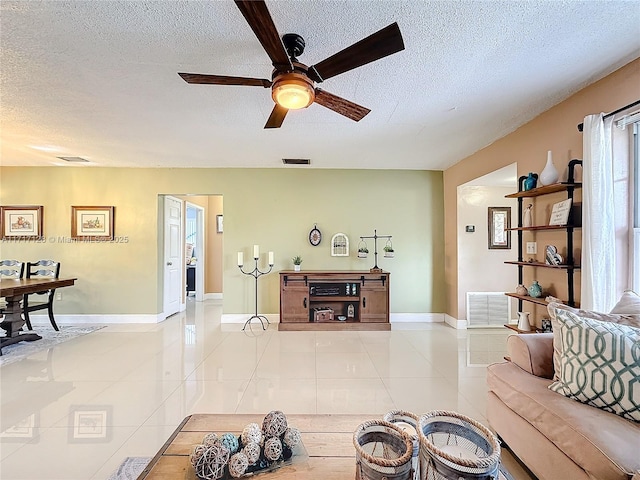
[633,122,639,291]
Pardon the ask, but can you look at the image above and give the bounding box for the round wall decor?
[309,224,322,246]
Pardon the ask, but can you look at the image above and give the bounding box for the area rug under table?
[0,325,105,366]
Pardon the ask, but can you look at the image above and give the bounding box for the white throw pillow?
[549,308,640,422]
[610,290,640,315]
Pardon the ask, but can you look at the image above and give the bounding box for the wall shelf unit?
[505,159,583,318]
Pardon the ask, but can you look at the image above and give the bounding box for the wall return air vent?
[57,156,90,163]
[282,158,310,165]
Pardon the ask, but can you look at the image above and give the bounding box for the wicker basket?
[417,411,501,480]
[383,410,420,480]
[353,419,414,480]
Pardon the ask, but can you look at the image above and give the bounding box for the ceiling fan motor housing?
[282,33,305,60]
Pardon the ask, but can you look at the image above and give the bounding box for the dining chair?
[23,260,61,331]
[0,259,25,320]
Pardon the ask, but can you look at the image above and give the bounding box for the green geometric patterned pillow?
[549,308,640,422]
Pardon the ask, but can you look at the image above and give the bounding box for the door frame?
[162,195,185,318]
[185,201,205,302]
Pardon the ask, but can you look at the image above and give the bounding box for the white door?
[164,196,182,317]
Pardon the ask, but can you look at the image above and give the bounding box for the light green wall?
[0,167,444,316]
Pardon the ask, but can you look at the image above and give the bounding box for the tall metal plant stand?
[238,258,273,331]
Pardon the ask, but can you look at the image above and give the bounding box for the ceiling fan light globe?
[272,78,315,110]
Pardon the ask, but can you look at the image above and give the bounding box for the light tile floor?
[0,299,533,479]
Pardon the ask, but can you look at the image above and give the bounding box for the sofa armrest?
[507,333,554,379]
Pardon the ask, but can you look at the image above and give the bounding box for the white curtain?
[582,114,617,311]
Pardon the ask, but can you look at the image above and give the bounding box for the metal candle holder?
[238,255,274,331]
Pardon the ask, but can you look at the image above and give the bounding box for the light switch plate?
[526,242,537,254]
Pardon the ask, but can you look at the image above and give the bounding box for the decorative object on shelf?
[353,419,413,480]
[539,150,560,186]
[384,239,395,258]
[523,172,538,191]
[541,318,553,332]
[358,240,369,258]
[237,245,274,330]
[191,411,299,479]
[418,411,501,480]
[330,232,349,256]
[360,229,394,272]
[545,245,564,265]
[308,224,322,246]
[549,198,573,226]
[347,303,355,318]
[515,284,528,296]
[523,204,533,228]
[528,280,542,298]
[292,255,302,272]
[488,207,511,249]
[517,312,532,331]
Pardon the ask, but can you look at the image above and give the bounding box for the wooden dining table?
[0,277,77,354]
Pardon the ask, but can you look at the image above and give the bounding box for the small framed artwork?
[71,206,114,240]
[68,405,112,443]
[216,214,223,233]
[488,206,511,250]
[0,205,44,239]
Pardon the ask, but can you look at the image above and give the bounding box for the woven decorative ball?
[262,410,288,438]
[228,452,249,478]
[241,423,263,446]
[202,433,218,447]
[190,443,230,480]
[219,432,239,454]
[243,441,261,465]
[283,427,301,448]
[264,436,283,461]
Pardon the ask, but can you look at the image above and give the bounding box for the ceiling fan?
[178,0,405,129]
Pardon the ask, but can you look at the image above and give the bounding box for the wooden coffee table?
[137,413,376,479]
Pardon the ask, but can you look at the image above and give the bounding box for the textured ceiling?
[1,1,639,170]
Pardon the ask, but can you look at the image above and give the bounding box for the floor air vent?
[466,292,511,327]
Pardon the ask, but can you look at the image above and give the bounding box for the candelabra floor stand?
[238,259,273,331]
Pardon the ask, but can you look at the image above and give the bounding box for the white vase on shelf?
[539,150,559,186]
[523,204,533,228]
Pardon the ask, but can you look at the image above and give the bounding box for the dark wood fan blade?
[314,89,370,122]
[264,104,288,129]
[308,22,404,83]
[234,0,292,70]
[179,73,271,88]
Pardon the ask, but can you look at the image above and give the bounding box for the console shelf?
[279,270,390,331]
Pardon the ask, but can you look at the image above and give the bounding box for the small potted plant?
[357,247,369,258]
[292,255,302,271]
[383,245,394,258]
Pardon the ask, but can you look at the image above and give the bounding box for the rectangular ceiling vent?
[57,156,90,163]
[282,158,310,165]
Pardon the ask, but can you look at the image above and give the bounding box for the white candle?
[237,252,243,266]
[268,251,274,265]
[440,445,478,460]
[253,245,259,259]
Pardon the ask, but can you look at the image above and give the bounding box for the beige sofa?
[487,333,640,480]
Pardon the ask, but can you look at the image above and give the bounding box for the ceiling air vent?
[282,158,310,165]
[57,156,90,163]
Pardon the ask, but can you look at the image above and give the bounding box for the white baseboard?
[221,313,280,324]
[445,314,467,329]
[26,313,166,325]
[204,293,223,300]
[389,313,444,323]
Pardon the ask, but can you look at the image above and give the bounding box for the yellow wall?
[0,168,444,317]
[443,57,640,319]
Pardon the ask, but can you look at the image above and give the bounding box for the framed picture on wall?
[488,206,511,249]
[71,206,115,240]
[216,214,223,233]
[0,205,44,239]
